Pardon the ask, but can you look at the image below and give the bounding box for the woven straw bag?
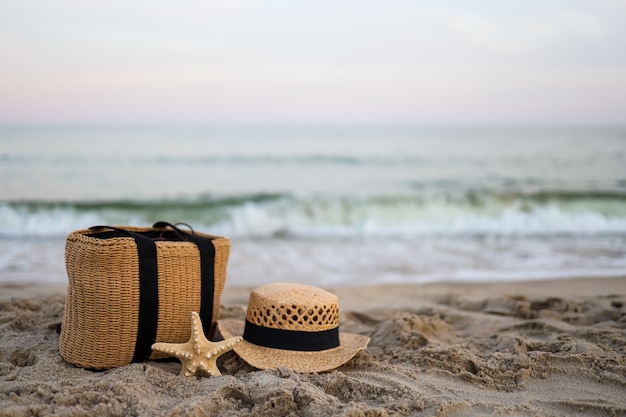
[59,221,229,370]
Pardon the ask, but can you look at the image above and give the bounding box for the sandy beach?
[1,277,625,416]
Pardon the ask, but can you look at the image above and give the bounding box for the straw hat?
[217,282,370,373]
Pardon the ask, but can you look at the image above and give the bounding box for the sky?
[1,1,625,126]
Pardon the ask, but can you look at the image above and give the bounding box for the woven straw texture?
[246,282,340,332]
[217,283,370,373]
[60,226,229,370]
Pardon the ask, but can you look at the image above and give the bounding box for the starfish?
[152,311,242,377]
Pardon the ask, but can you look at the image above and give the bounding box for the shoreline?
[3,275,624,305]
[1,276,625,416]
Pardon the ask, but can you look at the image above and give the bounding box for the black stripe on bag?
[191,237,215,338]
[152,222,216,338]
[90,226,159,363]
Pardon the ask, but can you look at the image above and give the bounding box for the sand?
[1,277,625,416]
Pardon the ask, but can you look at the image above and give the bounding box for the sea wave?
[1,190,626,238]
[2,153,427,167]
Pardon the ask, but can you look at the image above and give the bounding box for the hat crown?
[246,283,339,332]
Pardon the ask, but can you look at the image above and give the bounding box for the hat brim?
[217,319,370,373]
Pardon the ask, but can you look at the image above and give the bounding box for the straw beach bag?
[59,221,230,370]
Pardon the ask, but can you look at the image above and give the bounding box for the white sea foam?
[2,193,626,239]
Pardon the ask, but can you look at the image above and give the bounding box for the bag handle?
[89,225,159,363]
[152,221,194,240]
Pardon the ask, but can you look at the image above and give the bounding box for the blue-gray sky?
[1,1,625,125]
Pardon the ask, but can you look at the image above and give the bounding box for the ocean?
[1,125,625,287]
